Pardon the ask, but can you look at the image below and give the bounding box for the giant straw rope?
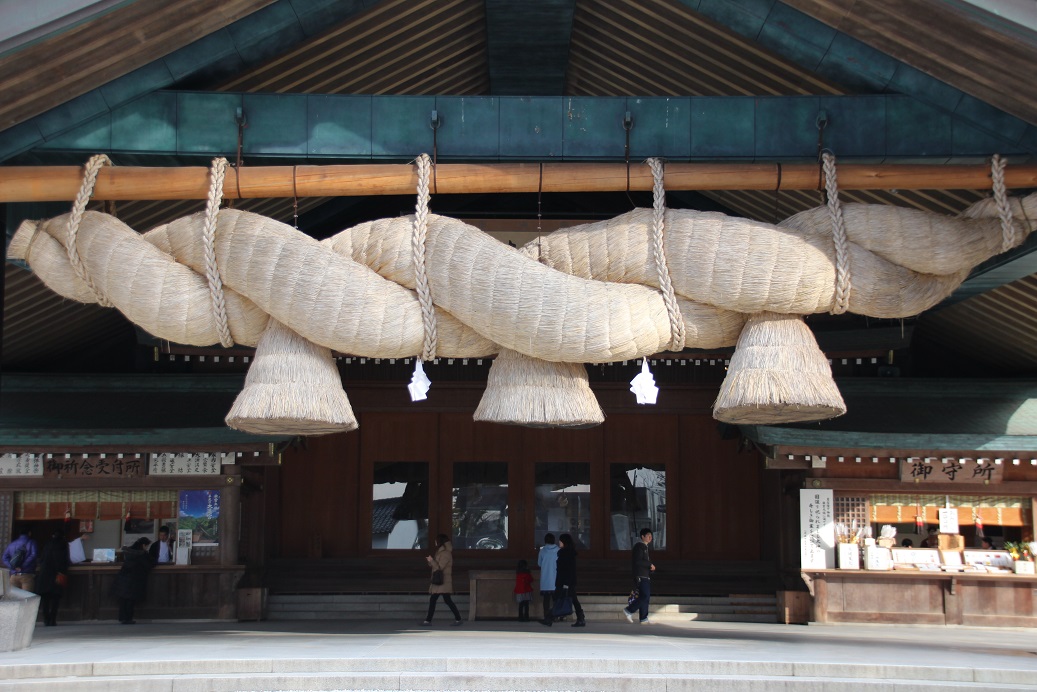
[9,155,1037,432]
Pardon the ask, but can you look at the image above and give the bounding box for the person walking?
[540,533,585,627]
[2,525,39,593]
[622,528,655,624]
[536,533,559,622]
[36,530,71,626]
[113,537,153,624]
[423,533,462,626]
[514,559,534,622]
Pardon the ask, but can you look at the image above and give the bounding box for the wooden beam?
[782,0,1037,127]
[3,162,1036,202]
[0,0,278,130]
[804,478,1037,494]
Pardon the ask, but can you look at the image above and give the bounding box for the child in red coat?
[514,559,534,622]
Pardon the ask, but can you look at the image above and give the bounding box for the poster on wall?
[800,489,836,569]
[178,490,220,546]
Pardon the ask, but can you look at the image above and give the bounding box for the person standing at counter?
[113,537,153,625]
[37,531,71,626]
[2,525,38,592]
[149,526,175,564]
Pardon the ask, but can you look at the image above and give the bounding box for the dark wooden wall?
[274,390,764,565]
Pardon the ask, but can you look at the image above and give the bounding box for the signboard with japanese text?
[938,507,960,534]
[44,455,143,478]
[800,489,836,569]
[149,453,224,476]
[0,454,43,477]
[899,459,1004,484]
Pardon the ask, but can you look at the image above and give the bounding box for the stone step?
[2,658,1033,691]
[266,593,778,623]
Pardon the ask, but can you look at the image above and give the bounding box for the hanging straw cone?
[226,319,357,435]
[713,312,845,425]
[474,349,604,428]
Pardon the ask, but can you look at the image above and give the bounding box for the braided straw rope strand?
[991,154,1017,252]
[648,158,687,351]
[412,153,438,362]
[822,152,851,315]
[67,154,113,307]
[203,157,235,348]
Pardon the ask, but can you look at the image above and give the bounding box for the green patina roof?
[742,378,1037,452]
[0,374,287,447]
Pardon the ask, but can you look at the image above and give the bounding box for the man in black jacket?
[148,526,175,564]
[622,528,655,624]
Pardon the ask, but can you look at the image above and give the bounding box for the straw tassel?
[713,312,846,424]
[226,319,357,435]
[474,349,604,428]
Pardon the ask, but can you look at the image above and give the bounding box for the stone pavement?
[1,617,1037,690]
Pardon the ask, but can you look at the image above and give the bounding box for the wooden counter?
[56,564,245,622]
[802,569,1037,627]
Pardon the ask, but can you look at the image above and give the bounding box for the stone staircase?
[267,592,778,623]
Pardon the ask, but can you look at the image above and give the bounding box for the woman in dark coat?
[36,531,71,626]
[541,532,586,627]
[113,537,152,624]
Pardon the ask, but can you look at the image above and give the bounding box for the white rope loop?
[412,153,438,362]
[203,157,234,348]
[67,154,114,307]
[647,157,686,351]
[822,152,852,315]
[991,154,1017,252]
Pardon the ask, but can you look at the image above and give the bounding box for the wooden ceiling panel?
[0,0,277,130]
[219,0,489,96]
[566,0,843,97]
[784,0,1037,125]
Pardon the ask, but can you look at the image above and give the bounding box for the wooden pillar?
[0,491,12,547]
[811,574,828,624]
[219,469,242,566]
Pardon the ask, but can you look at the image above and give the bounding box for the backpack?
[9,546,26,570]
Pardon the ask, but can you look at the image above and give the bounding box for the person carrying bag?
[422,534,462,626]
[540,533,585,627]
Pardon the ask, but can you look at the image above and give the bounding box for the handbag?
[431,569,444,585]
[551,591,573,618]
[55,572,68,588]
[627,588,639,608]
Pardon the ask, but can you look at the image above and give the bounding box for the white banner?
[149,453,225,476]
[0,453,43,476]
[800,489,836,570]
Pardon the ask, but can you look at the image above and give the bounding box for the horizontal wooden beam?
[3,162,1037,202]
[12,92,1034,165]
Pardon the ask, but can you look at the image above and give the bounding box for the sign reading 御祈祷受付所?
[899,459,1004,484]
